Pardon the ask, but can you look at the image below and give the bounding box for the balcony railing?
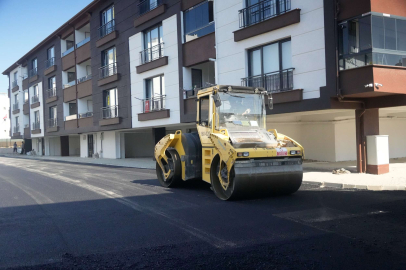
[22,74,28,80]
[32,121,40,130]
[46,87,57,99]
[48,118,57,128]
[138,0,162,16]
[142,95,166,113]
[239,0,291,28]
[241,68,294,93]
[13,103,19,111]
[99,62,117,79]
[12,80,18,88]
[45,57,55,68]
[77,74,92,84]
[79,112,93,118]
[31,94,39,104]
[62,46,74,57]
[24,124,29,129]
[13,125,20,134]
[101,105,118,119]
[29,67,38,78]
[76,36,90,48]
[65,114,77,121]
[99,19,115,38]
[63,80,76,89]
[140,43,164,65]
[185,21,215,42]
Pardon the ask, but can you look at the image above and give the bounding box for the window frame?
[48,76,56,89]
[47,46,55,60]
[32,58,37,69]
[103,88,118,107]
[145,75,165,99]
[101,46,116,66]
[49,105,57,120]
[101,5,115,26]
[183,0,214,42]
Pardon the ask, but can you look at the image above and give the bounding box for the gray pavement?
[0,156,406,269]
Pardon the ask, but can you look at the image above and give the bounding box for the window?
[49,106,57,119]
[103,88,118,107]
[339,14,406,69]
[184,1,214,42]
[48,76,56,89]
[100,5,115,37]
[246,39,293,92]
[69,103,77,116]
[66,40,74,51]
[139,0,160,15]
[32,58,37,70]
[101,47,117,78]
[13,71,17,82]
[47,47,54,60]
[34,111,40,123]
[142,24,163,63]
[144,75,165,111]
[192,69,203,90]
[240,0,291,28]
[33,85,38,97]
[68,72,76,83]
[199,95,210,126]
[14,94,18,104]
[15,116,19,127]
[24,91,28,103]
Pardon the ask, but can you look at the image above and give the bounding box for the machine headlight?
[237,152,250,157]
[290,150,301,155]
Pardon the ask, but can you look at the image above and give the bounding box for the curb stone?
[304,181,405,191]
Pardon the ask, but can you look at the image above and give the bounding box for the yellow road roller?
[154,85,304,200]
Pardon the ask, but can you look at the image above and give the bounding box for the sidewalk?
[1,154,405,191]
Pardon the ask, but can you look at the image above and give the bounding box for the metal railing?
[99,19,115,38]
[46,87,57,99]
[31,94,39,104]
[48,118,57,128]
[138,0,162,16]
[99,62,117,79]
[22,74,28,80]
[101,105,118,119]
[239,0,291,28]
[241,68,294,93]
[62,46,74,57]
[12,80,18,88]
[142,95,166,113]
[32,121,40,130]
[65,114,77,121]
[79,112,93,118]
[13,125,20,134]
[24,124,29,129]
[63,80,76,89]
[29,67,38,78]
[140,43,164,64]
[184,21,215,42]
[13,103,19,111]
[45,57,55,68]
[77,74,92,84]
[76,36,90,48]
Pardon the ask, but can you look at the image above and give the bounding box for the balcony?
[63,82,77,102]
[48,118,58,132]
[241,68,302,104]
[183,31,216,67]
[137,43,168,73]
[76,36,90,48]
[44,57,56,75]
[23,101,30,115]
[29,67,39,83]
[62,46,74,57]
[76,37,91,64]
[134,0,165,27]
[77,75,92,99]
[11,80,18,92]
[12,103,19,114]
[62,48,75,70]
[65,115,78,130]
[45,87,58,103]
[100,105,120,126]
[63,80,76,89]
[234,0,300,42]
[24,125,30,139]
[98,63,119,86]
[138,95,169,121]
[78,112,93,128]
[22,75,29,90]
[96,19,117,47]
[31,94,40,108]
[32,121,41,134]
[13,125,20,137]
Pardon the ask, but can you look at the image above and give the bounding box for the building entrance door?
[88,134,94,158]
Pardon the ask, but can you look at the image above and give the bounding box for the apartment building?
[3,0,406,174]
[0,93,10,140]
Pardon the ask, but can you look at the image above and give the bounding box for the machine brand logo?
[276,148,288,156]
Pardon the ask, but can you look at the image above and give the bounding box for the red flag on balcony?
[3,114,7,120]
[145,100,150,113]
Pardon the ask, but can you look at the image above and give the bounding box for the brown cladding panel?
[138,109,170,121]
[63,85,77,102]
[22,78,29,90]
[96,31,118,47]
[44,65,56,76]
[273,89,303,104]
[99,117,120,126]
[31,129,41,134]
[74,14,90,30]
[136,56,168,73]
[23,103,30,115]
[183,98,197,123]
[98,73,119,86]
[339,66,375,97]
[64,119,78,130]
[31,102,40,109]
[76,42,91,64]
[47,126,58,133]
[61,27,74,40]
[337,0,371,21]
[77,79,92,98]
[183,33,216,67]
[78,117,93,128]
[12,86,19,93]
[24,127,31,139]
[371,0,406,18]
[366,164,389,175]
[62,51,75,71]
[234,9,301,42]
[134,5,166,27]
[46,96,58,104]
[182,0,206,10]
[29,75,39,83]
[12,109,20,115]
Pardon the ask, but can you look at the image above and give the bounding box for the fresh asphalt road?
[0,157,406,270]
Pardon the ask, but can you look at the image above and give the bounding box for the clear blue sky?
[0,0,92,94]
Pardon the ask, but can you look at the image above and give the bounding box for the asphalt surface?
[0,157,405,270]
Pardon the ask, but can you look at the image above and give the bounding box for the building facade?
[3,0,406,173]
[0,93,10,140]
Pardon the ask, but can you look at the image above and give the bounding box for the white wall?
[29,82,44,138]
[129,14,181,128]
[78,96,92,114]
[380,118,406,159]
[32,138,44,155]
[45,137,61,156]
[215,0,326,100]
[69,136,80,156]
[0,93,10,139]
[79,131,123,159]
[77,59,91,80]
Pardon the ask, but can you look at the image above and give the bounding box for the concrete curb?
[304,181,406,191]
[0,155,155,171]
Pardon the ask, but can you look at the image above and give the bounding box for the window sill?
[96,30,118,48]
[272,89,303,104]
[134,4,166,28]
[138,109,170,121]
[98,73,119,86]
[136,56,168,74]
